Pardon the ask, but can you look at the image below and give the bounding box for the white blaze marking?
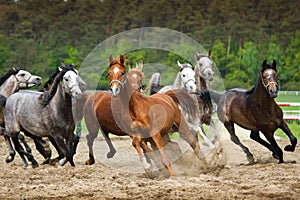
[132,73,137,79]
[113,67,120,75]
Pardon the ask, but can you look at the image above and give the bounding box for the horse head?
[177,61,196,93]
[60,64,87,100]
[108,55,127,98]
[15,69,42,89]
[261,60,278,98]
[195,50,214,81]
[127,62,145,91]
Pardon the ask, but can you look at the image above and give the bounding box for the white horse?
[158,61,196,94]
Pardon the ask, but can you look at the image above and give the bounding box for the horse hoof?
[6,155,14,163]
[32,162,39,168]
[107,151,116,158]
[246,155,255,164]
[58,158,67,166]
[272,152,279,160]
[284,145,295,152]
[85,159,95,165]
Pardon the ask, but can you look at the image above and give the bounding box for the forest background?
[0,0,299,90]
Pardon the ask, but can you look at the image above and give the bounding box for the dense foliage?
[0,0,299,90]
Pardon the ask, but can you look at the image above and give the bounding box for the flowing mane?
[0,67,20,86]
[39,64,77,105]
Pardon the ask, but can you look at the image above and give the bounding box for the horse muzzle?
[71,87,83,100]
[19,76,42,88]
[110,84,120,98]
[269,88,278,98]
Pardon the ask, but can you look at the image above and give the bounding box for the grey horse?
[0,67,42,158]
[4,64,87,168]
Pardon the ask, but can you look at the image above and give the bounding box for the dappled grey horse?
[0,67,42,156]
[4,64,87,168]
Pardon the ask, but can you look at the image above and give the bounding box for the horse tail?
[149,72,161,95]
[73,91,90,123]
[165,89,197,119]
[209,90,223,104]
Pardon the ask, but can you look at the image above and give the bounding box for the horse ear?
[108,55,113,64]
[58,67,63,72]
[119,55,125,65]
[177,60,183,70]
[208,49,211,57]
[195,52,201,61]
[262,60,267,68]
[272,59,277,71]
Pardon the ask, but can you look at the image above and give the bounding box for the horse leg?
[22,129,52,161]
[250,131,278,159]
[4,134,16,163]
[48,136,65,163]
[102,131,116,158]
[178,120,207,164]
[18,133,31,153]
[73,122,82,155]
[262,132,284,163]
[279,121,297,152]
[224,121,254,164]
[85,127,98,165]
[132,135,155,177]
[51,134,75,166]
[11,135,39,168]
[151,133,174,177]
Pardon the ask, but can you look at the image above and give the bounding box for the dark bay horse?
[4,65,87,168]
[73,65,148,165]
[108,55,204,177]
[210,60,297,163]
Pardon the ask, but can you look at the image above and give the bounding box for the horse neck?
[50,84,73,112]
[251,76,275,105]
[195,74,208,91]
[0,76,19,98]
[173,73,182,89]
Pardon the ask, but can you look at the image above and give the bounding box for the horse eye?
[183,74,186,77]
[121,72,125,76]
[64,78,69,82]
[200,63,203,67]
[19,73,25,77]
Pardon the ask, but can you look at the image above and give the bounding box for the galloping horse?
[4,64,87,168]
[210,60,297,163]
[108,55,204,177]
[0,67,43,161]
[73,63,147,164]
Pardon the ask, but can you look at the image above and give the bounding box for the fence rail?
[277,102,300,121]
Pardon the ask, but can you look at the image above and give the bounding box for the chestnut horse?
[73,65,147,165]
[108,55,204,177]
[210,60,297,163]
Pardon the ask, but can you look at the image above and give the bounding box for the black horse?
[210,60,297,164]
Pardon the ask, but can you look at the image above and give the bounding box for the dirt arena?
[0,126,299,200]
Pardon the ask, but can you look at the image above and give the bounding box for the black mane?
[0,67,20,86]
[38,64,76,105]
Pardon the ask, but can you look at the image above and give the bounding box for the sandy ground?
[0,125,299,200]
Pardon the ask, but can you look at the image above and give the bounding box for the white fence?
[277,102,300,121]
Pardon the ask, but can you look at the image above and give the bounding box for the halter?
[261,75,278,90]
[183,78,196,89]
[110,76,127,92]
[13,73,32,88]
